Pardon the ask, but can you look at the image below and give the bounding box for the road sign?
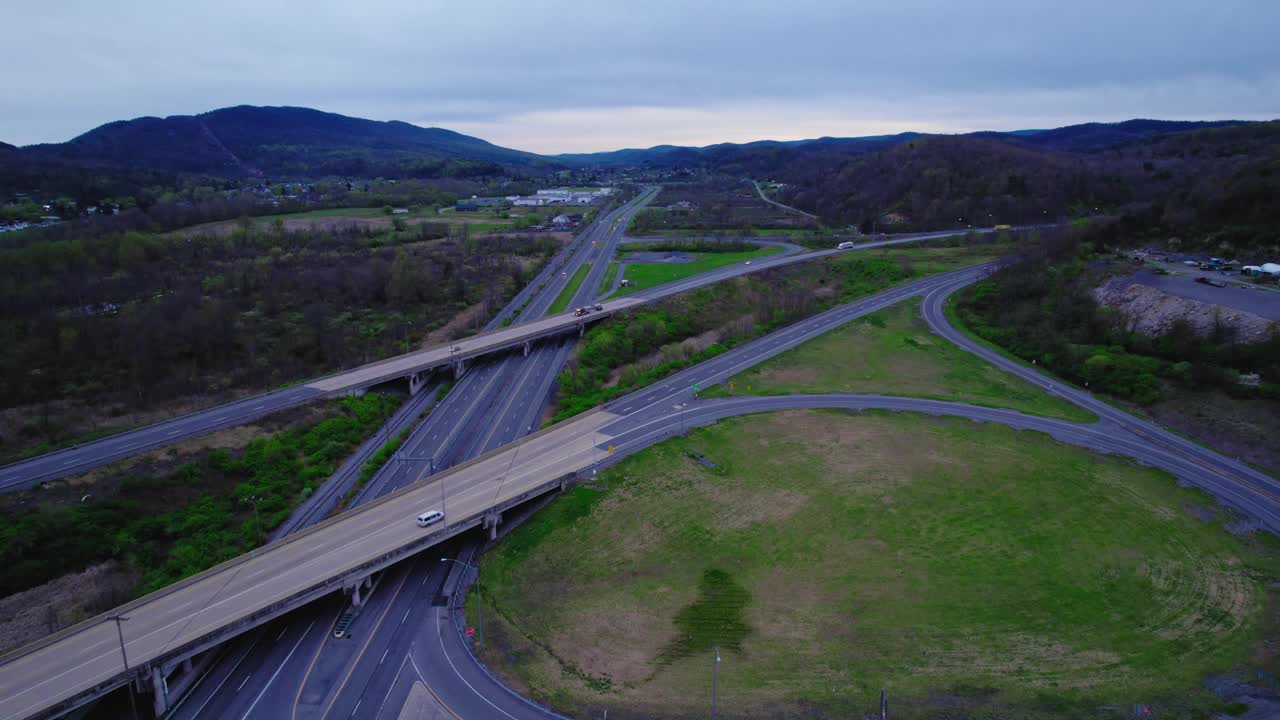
[607,445,614,454]
[466,627,475,638]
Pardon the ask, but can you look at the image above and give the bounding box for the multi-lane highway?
[5,235,1280,719]
[164,187,661,720]
[0,218,972,491]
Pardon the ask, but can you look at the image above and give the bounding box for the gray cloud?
[1,0,1276,151]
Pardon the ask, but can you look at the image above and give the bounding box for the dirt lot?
[0,562,137,655]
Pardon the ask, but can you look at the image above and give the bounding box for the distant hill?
[558,120,1245,167]
[1011,119,1244,152]
[0,141,15,152]
[770,120,1280,239]
[557,133,924,168]
[18,105,555,178]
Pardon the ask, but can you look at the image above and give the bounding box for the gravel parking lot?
[1130,267,1280,321]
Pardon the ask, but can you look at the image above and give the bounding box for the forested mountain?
[556,120,1242,168]
[1012,119,1244,152]
[16,105,557,179]
[771,121,1280,245]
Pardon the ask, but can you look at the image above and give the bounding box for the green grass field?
[476,410,1280,719]
[596,261,620,298]
[610,247,784,296]
[549,263,592,315]
[702,300,1095,422]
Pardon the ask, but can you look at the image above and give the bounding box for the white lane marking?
[61,459,79,467]
[236,673,252,692]
[238,619,315,720]
[379,648,390,666]
[183,634,261,719]
[401,609,411,626]
[167,429,183,436]
[275,626,288,642]
[432,608,519,719]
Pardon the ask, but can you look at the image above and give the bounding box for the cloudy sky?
[1,0,1277,153]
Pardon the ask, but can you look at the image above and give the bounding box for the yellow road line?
[290,605,342,720]
[317,565,415,720]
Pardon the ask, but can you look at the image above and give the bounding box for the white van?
[836,241,856,250]
[416,510,444,527]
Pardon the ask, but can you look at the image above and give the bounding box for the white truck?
[836,241,856,250]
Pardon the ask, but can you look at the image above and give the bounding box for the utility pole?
[109,615,140,720]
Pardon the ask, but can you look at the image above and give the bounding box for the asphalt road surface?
[164,187,660,720]
[751,179,817,219]
[0,220,975,491]
[1127,267,1280,321]
[6,257,1280,719]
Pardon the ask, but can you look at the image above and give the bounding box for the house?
[455,202,479,212]
[551,214,572,227]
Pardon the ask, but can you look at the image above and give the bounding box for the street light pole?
[711,645,720,719]
[249,495,261,541]
[109,615,140,720]
[440,558,483,647]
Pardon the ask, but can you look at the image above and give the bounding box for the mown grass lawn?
[475,410,1280,719]
[549,263,592,315]
[703,299,1096,422]
[610,247,784,296]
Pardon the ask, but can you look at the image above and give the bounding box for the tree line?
[955,223,1280,406]
[0,219,560,457]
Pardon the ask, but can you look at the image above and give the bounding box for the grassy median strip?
[549,263,592,315]
[476,409,1280,719]
[596,261,619,298]
[703,299,1096,422]
[610,247,783,296]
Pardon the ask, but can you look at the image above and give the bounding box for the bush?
[0,393,403,599]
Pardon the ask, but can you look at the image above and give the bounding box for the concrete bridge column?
[150,666,170,717]
[579,323,585,337]
[523,341,531,357]
[409,370,430,396]
[484,512,502,541]
[351,583,364,608]
[452,359,468,380]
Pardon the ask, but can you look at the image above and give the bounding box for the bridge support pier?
[349,575,373,607]
[484,512,502,541]
[150,666,170,717]
[452,359,468,380]
[409,370,430,396]
[578,323,585,337]
[523,340,531,357]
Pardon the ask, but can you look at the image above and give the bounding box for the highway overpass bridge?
[0,227,990,492]
[0,265,987,720]
[4,261,1277,720]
